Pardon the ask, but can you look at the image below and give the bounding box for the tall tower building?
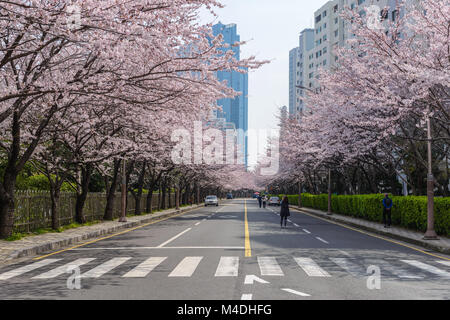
[212,22,249,169]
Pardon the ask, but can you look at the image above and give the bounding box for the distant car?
[268,196,280,206]
[226,193,233,199]
[205,195,219,206]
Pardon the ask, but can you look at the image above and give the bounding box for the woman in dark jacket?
[280,196,290,228]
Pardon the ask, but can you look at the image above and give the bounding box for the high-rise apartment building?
[289,0,410,120]
[212,22,249,168]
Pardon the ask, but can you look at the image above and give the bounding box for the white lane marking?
[169,257,203,277]
[258,257,284,276]
[122,257,167,278]
[194,222,201,226]
[282,288,311,297]
[0,259,61,280]
[294,257,331,277]
[337,250,352,257]
[401,260,450,278]
[241,294,253,300]
[32,258,95,279]
[82,257,131,278]
[157,228,192,248]
[293,223,299,227]
[436,260,450,267]
[366,260,422,279]
[330,258,365,277]
[244,275,270,285]
[215,257,239,277]
[316,237,329,244]
[303,229,311,234]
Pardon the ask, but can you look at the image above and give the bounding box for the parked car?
[268,196,280,206]
[226,193,233,199]
[205,195,219,206]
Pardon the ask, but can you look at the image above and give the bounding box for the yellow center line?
[33,207,200,261]
[244,199,251,257]
[291,207,450,261]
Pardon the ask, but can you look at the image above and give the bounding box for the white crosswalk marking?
[330,258,365,276]
[82,257,131,278]
[32,258,95,279]
[169,257,203,277]
[258,257,284,276]
[0,259,61,280]
[295,257,331,277]
[122,257,167,278]
[436,260,450,267]
[241,294,253,300]
[215,257,239,277]
[366,259,422,279]
[401,260,450,278]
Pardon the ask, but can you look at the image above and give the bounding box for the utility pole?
[423,110,438,240]
[298,180,302,209]
[327,168,332,216]
[119,159,127,222]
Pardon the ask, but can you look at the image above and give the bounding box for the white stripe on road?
[241,294,253,300]
[258,257,284,276]
[366,259,422,279]
[71,246,245,250]
[0,259,61,280]
[294,257,331,277]
[32,258,95,279]
[316,237,329,244]
[436,260,450,267]
[82,257,131,278]
[303,229,311,234]
[401,260,450,278]
[122,257,167,278]
[169,257,203,277]
[281,288,311,297]
[215,257,239,277]
[293,223,299,227]
[194,222,201,226]
[330,258,365,277]
[157,228,192,248]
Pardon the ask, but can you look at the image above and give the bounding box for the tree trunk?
[134,163,146,215]
[49,182,62,230]
[146,190,154,214]
[75,165,92,224]
[104,159,121,220]
[0,181,15,239]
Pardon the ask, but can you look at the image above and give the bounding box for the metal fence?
[13,191,173,233]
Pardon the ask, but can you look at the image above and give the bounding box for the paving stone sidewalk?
[0,205,201,264]
[290,206,450,255]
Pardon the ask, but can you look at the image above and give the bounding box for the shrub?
[280,193,449,236]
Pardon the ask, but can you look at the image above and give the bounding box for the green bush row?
[272,194,450,236]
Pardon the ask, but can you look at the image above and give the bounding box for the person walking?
[280,196,290,228]
[382,193,393,228]
[257,195,262,208]
[262,195,268,208]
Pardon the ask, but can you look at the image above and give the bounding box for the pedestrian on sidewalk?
[382,193,393,228]
[280,196,290,228]
[257,195,262,208]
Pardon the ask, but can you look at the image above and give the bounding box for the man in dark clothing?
[257,195,262,208]
[382,194,393,228]
[280,196,290,228]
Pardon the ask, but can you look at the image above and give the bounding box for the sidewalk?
[0,204,202,264]
[290,206,450,255]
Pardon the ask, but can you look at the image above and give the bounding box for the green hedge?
[272,194,450,236]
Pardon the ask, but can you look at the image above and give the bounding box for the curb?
[290,206,450,255]
[6,205,202,261]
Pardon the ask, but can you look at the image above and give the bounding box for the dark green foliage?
[274,193,449,236]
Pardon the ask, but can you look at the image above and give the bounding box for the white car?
[205,195,219,206]
[268,196,280,206]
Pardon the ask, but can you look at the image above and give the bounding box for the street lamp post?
[327,168,332,216]
[119,159,127,223]
[423,111,438,240]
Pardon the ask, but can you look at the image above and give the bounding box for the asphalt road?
[0,199,449,300]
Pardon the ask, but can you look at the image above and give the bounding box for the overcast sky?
[199,0,331,168]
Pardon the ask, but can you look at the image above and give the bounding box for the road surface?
[0,199,449,300]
